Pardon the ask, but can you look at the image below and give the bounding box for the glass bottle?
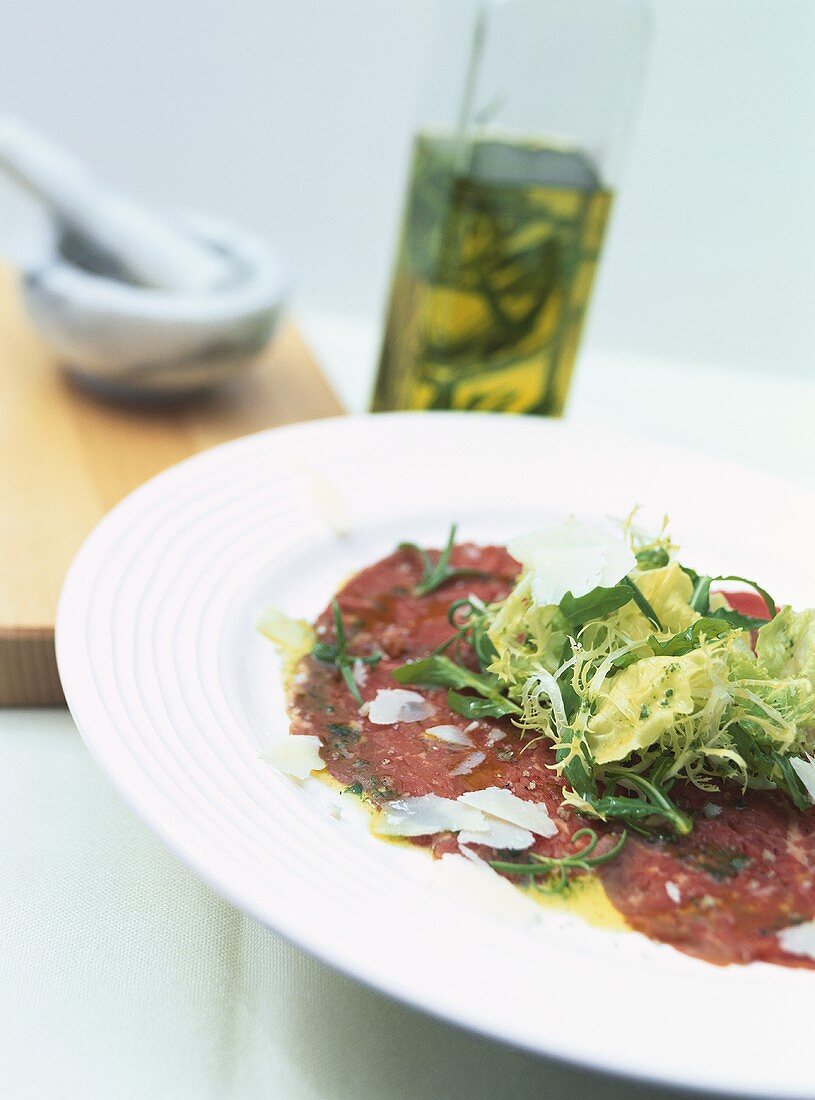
[371,0,649,416]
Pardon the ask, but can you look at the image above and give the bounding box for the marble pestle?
[0,118,285,399]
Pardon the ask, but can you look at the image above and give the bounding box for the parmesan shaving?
[352,658,370,688]
[450,751,485,776]
[372,794,487,837]
[367,688,434,725]
[778,920,815,961]
[458,787,558,838]
[425,724,473,747]
[508,517,636,607]
[457,844,488,866]
[459,820,533,850]
[262,735,325,779]
[665,881,681,904]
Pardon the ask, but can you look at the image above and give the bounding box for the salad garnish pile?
[388,516,815,839]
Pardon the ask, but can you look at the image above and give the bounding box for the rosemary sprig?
[489,828,627,894]
[430,596,497,667]
[311,600,380,705]
[399,523,488,596]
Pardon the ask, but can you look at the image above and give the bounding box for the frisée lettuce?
[394,517,815,836]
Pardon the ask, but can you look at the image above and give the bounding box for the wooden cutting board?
[0,266,344,705]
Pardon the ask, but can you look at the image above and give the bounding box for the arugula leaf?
[447,690,518,719]
[689,572,776,629]
[559,585,633,628]
[588,769,693,836]
[399,523,488,596]
[654,616,730,655]
[392,654,497,693]
[559,577,662,631]
[730,725,810,811]
[614,617,733,668]
[393,654,521,718]
[620,576,663,631]
[713,575,776,619]
[708,608,771,631]
[689,574,712,614]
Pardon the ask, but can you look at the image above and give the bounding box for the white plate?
[57,413,815,1098]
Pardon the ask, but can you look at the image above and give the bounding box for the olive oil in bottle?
[371,134,612,416]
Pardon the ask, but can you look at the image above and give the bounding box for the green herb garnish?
[635,546,670,570]
[558,575,662,632]
[489,828,628,893]
[392,653,521,720]
[559,584,633,628]
[312,600,380,705]
[688,572,776,630]
[620,575,663,631]
[384,518,813,841]
[585,769,693,837]
[399,523,488,596]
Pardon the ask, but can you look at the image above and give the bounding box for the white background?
[0,0,813,383]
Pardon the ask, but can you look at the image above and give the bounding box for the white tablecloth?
[3,326,814,1099]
